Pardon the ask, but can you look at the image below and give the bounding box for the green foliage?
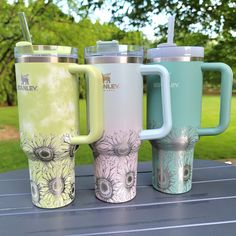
[81,0,236,86]
[82,0,236,36]
[0,0,149,105]
[0,1,21,105]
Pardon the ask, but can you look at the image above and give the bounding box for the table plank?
[0,160,236,236]
[1,193,236,236]
[0,159,228,180]
[1,176,236,213]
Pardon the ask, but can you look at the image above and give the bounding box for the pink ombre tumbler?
[85,41,172,203]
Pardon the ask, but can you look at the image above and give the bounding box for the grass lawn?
[0,95,235,173]
[195,96,236,159]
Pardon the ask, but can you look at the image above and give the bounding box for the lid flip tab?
[96,40,119,54]
[85,40,143,64]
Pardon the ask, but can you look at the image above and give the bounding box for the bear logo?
[102,73,111,83]
[21,74,29,85]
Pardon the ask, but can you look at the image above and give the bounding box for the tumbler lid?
[85,40,143,64]
[147,16,204,62]
[147,46,204,62]
[14,42,78,63]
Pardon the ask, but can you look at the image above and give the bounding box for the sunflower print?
[94,155,121,203]
[156,167,173,191]
[153,151,176,193]
[115,154,137,202]
[21,134,59,162]
[178,150,193,193]
[153,127,197,194]
[29,159,75,208]
[21,132,79,163]
[29,161,44,206]
[30,180,41,205]
[92,130,141,158]
[62,133,79,160]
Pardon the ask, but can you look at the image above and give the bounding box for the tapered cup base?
[28,158,75,209]
[92,130,141,203]
[151,127,198,195]
[94,154,138,203]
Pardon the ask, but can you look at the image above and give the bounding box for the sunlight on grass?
[195,96,236,159]
[0,106,19,129]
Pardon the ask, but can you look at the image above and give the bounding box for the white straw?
[167,16,175,44]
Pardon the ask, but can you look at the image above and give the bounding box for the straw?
[167,16,175,44]
[18,12,32,43]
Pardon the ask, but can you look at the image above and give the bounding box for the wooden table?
[1,160,236,236]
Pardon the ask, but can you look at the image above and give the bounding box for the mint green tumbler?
[147,45,233,194]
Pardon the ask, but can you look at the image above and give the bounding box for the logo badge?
[102,73,119,91]
[17,74,38,92]
[21,74,29,85]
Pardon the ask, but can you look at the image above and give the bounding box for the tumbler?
[147,44,233,194]
[85,40,172,203]
[15,42,104,208]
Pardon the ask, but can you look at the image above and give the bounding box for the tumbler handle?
[139,65,172,140]
[68,65,104,144]
[198,63,233,136]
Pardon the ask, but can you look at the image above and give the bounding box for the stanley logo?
[21,74,29,85]
[102,73,119,91]
[17,74,38,92]
[103,73,111,83]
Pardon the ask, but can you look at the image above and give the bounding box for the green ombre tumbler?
[147,44,233,194]
[14,42,104,208]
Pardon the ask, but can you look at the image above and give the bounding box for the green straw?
[18,12,32,43]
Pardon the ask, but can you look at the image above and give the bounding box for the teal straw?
[18,12,32,43]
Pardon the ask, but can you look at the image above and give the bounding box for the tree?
[79,0,236,36]
[0,0,57,105]
[0,0,150,105]
[77,0,236,86]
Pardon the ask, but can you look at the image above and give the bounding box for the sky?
[57,1,168,41]
[90,7,167,41]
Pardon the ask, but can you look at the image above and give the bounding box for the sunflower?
[92,130,141,158]
[94,155,119,203]
[154,144,194,194]
[29,159,75,208]
[29,161,44,206]
[153,150,176,193]
[115,154,137,202]
[21,132,78,167]
[61,133,79,160]
[21,134,63,163]
[177,150,193,193]
[30,180,41,205]
[156,168,173,191]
